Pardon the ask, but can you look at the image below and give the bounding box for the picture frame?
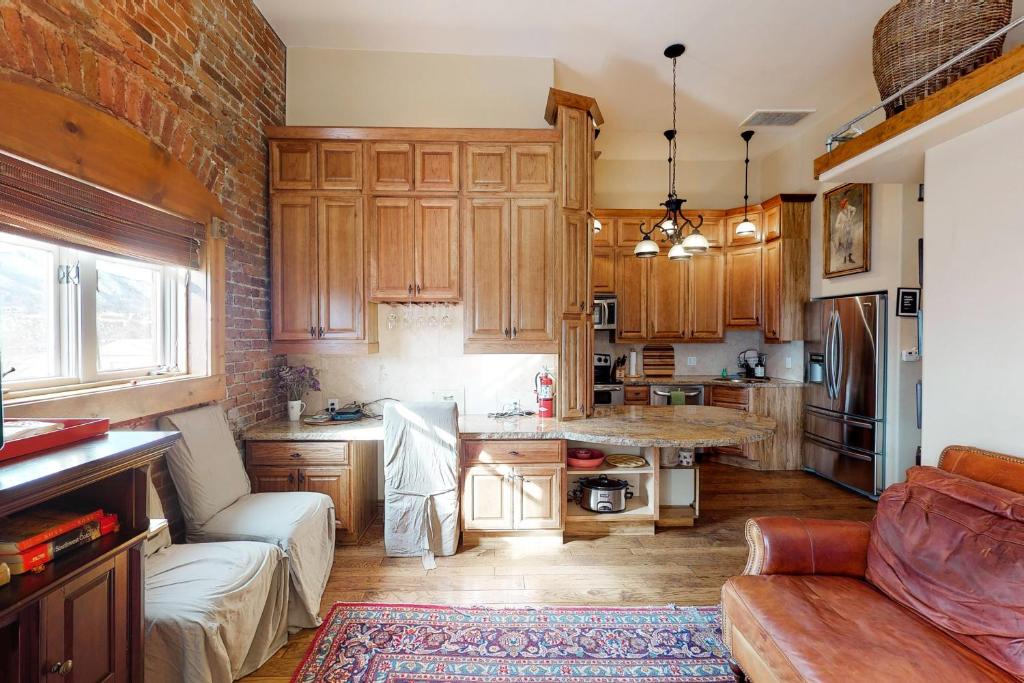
[823,183,871,278]
[896,287,921,317]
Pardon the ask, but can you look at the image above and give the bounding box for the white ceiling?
[254,0,1023,160]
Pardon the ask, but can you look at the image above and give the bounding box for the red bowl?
[567,448,605,469]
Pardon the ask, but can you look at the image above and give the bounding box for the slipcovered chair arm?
[742,516,871,577]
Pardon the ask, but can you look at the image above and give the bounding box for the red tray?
[0,418,111,462]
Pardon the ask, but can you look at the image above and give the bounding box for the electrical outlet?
[785,356,793,369]
[327,398,341,412]
[432,388,466,412]
[686,356,697,367]
[901,349,920,362]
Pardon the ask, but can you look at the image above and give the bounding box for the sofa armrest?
[742,517,871,577]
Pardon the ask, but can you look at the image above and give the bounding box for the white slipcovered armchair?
[158,405,335,629]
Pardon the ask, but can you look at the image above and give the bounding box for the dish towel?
[383,402,460,570]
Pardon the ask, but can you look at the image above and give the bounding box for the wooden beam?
[814,45,1024,179]
[544,88,605,127]
[265,126,559,143]
[0,78,225,224]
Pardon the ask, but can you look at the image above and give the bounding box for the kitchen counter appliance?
[650,385,704,406]
[804,293,887,498]
[594,353,624,406]
[594,295,617,331]
[571,474,634,513]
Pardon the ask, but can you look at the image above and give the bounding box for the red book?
[0,514,119,575]
[0,507,105,553]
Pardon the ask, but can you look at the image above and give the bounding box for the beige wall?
[286,47,553,127]
[921,107,1024,462]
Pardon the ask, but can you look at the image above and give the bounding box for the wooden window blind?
[0,151,204,269]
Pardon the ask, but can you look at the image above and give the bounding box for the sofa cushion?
[722,575,1017,682]
[158,405,251,529]
[867,466,1024,678]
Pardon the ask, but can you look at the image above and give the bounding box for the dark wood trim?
[266,126,560,143]
[813,45,1024,179]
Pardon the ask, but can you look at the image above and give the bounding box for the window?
[0,232,189,393]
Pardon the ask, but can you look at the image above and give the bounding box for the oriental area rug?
[291,603,735,682]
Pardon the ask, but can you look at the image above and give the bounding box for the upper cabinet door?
[688,212,724,248]
[615,249,648,341]
[592,215,614,247]
[559,316,587,420]
[592,246,615,294]
[688,250,725,341]
[560,106,587,210]
[615,216,647,247]
[509,198,556,345]
[726,209,762,246]
[726,245,763,327]
[415,198,460,301]
[271,195,318,340]
[415,143,459,192]
[762,202,782,241]
[464,198,511,342]
[465,144,510,193]
[511,144,555,193]
[319,142,362,190]
[318,197,365,339]
[270,141,316,190]
[369,142,413,192]
[648,255,689,340]
[762,239,782,341]
[560,211,589,315]
[369,197,415,300]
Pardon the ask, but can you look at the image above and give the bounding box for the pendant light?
[634,43,706,259]
[735,130,757,237]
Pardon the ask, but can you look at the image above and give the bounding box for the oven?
[649,385,704,406]
[594,384,625,406]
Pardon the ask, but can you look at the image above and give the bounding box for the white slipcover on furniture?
[159,405,336,629]
[383,401,460,569]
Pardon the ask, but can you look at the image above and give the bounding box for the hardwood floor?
[241,462,876,681]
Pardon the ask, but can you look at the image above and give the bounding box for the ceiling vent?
[740,109,816,127]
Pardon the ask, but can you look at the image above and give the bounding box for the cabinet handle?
[288,472,295,483]
[416,284,421,294]
[299,471,306,484]
[290,452,302,459]
[504,327,510,338]
[50,660,73,676]
[319,326,325,337]
[309,326,316,338]
[512,327,517,338]
[408,284,413,296]
[508,450,522,457]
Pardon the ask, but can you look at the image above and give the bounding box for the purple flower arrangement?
[278,364,321,401]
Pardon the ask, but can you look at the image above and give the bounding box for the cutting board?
[642,344,675,377]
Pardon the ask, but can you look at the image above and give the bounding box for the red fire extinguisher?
[535,367,555,418]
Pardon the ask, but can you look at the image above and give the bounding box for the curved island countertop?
[243,405,776,449]
[459,405,776,448]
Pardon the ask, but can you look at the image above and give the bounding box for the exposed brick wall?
[0,0,287,430]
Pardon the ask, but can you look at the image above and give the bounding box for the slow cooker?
[571,474,634,513]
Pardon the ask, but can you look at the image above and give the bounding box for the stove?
[593,354,624,405]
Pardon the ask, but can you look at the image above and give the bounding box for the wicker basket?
[872,0,1012,117]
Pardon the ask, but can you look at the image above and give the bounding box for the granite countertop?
[620,375,804,389]
[244,405,776,449]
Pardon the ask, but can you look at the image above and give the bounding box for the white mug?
[287,400,306,421]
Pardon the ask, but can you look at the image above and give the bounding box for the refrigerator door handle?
[826,310,839,399]
[834,312,845,399]
[804,433,875,462]
[805,404,876,430]
[822,311,833,399]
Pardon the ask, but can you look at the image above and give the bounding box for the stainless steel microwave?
[594,295,617,330]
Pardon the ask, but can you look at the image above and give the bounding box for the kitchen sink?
[725,378,771,383]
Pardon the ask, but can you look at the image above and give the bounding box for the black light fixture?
[735,130,757,237]
[634,43,707,260]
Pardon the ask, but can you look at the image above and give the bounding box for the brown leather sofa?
[722,445,1024,682]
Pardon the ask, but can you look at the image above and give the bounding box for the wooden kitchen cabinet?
[465,144,510,192]
[689,211,725,247]
[561,211,590,315]
[648,254,689,340]
[369,197,459,302]
[614,216,648,247]
[688,250,725,341]
[559,107,587,210]
[246,441,377,544]
[726,244,762,327]
[559,315,590,420]
[726,207,762,246]
[707,385,753,460]
[615,248,648,341]
[760,194,814,342]
[462,441,564,532]
[592,247,615,293]
[270,140,316,190]
[319,142,362,190]
[369,142,414,192]
[463,465,515,530]
[592,214,614,247]
[319,197,367,340]
[509,198,557,343]
[511,144,555,193]
[762,202,781,241]
[464,198,511,344]
[415,143,459,191]
[624,385,650,405]
[762,239,782,341]
[512,465,564,530]
[271,195,318,340]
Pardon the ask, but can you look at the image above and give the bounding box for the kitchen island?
[243,405,776,541]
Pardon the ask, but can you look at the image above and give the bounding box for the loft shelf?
[813,46,1024,183]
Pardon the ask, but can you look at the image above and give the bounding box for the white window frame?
[0,232,189,394]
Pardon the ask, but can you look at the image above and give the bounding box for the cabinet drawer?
[463,440,563,465]
[624,386,650,404]
[246,441,349,466]
[711,401,749,413]
[710,386,749,406]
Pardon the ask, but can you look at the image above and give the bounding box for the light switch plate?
[686,356,697,367]
[327,398,341,412]
[901,349,921,362]
[785,356,793,369]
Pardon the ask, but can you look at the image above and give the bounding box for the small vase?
[287,400,306,421]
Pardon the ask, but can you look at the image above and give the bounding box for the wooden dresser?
[0,431,178,683]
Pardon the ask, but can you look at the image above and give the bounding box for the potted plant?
[277,365,320,421]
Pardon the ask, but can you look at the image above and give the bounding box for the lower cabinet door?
[42,551,129,683]
[462,465,514,530]
[301,467,352,531]
[250,466,298,493]
[512,465,563,530]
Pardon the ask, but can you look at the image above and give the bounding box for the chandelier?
[634,43,708,261]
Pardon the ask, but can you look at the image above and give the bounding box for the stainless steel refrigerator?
[804,293,886,498]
